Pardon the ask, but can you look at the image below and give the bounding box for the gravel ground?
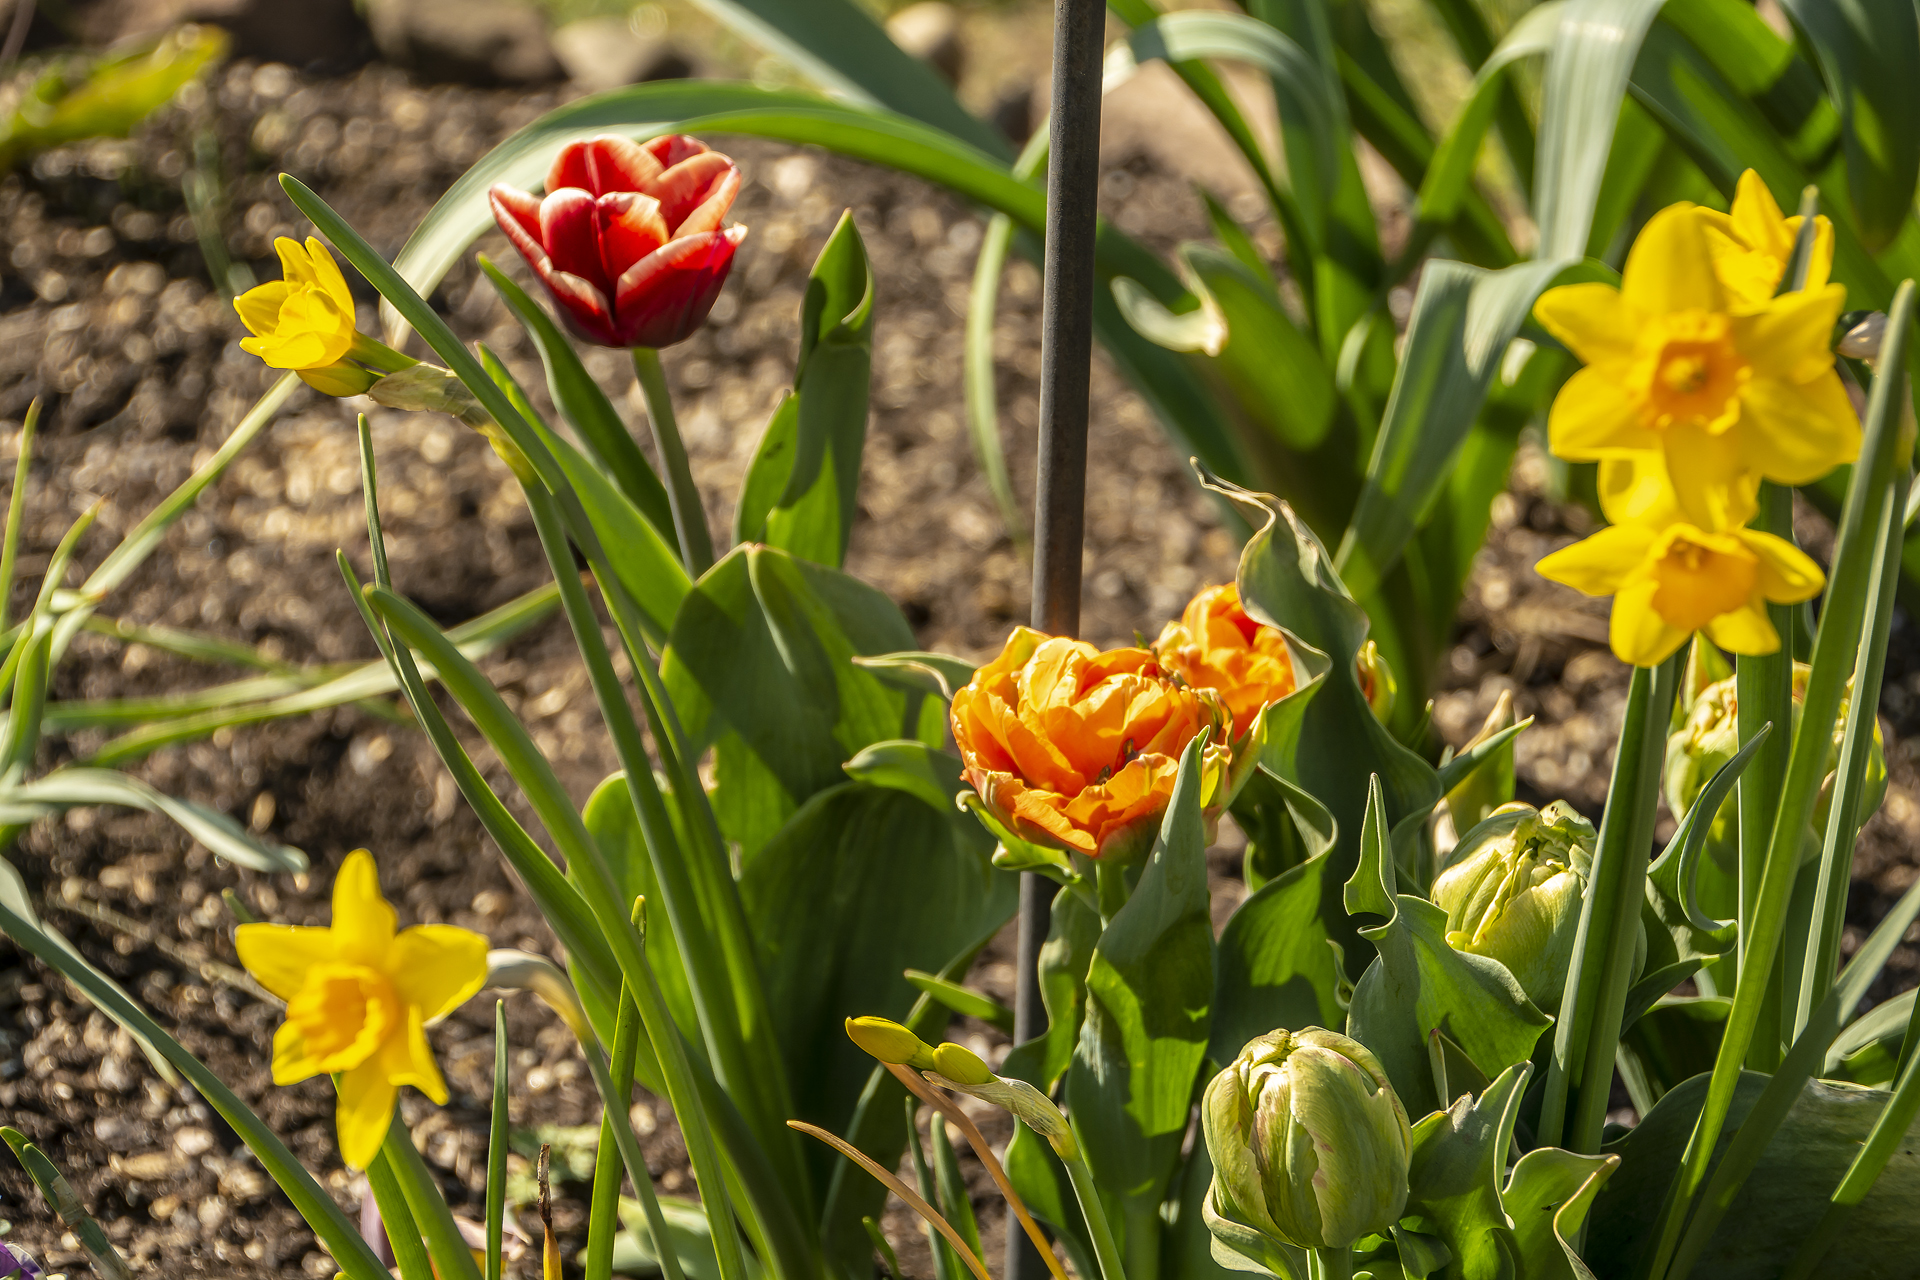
[0,47,1911,1280]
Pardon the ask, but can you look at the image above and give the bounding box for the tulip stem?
[631,347,714,577]
[1310,1247,1353,1280]
[1062,1142,1128,1280]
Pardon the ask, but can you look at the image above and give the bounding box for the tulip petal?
[1741,528,1825,603]
[537,266,623,347]
[332,849,397,966]
[646,134,709,169]
[1547,365,1646,459]
[490,185,545,245]
[390,924,489,1024]
[1735,284,1847,384]
[235,923,337,1001]
[539,188,614,296]
[582,134,668,195]
[596,190,671,282]
[1535,524,1655,597]
[1734,371,1861,483]
[1532,283,1636,365]
[1703,601,1780,656]
[1620,204,1723,316]
[673,164,744,238]
[611,226,745,349]
[335,1057,399,1171]
[647,152,738,230]
[1611,578,1689,667]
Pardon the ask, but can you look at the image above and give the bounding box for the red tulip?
[489,134,747,349]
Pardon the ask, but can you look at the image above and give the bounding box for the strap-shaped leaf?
[0,767,305,872]
[1645,723,1769,960]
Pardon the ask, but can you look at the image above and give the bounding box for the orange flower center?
[1629,311,1748,434]
[1649,528,1757,633]
[286,962,400,1071]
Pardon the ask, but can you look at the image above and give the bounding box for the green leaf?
[1343,781,1550,1117]
[1825,990,1915,1086]
[740,780,1012,1190]
[1776,0,1920,250]
[1335,258,1574,601]
[1645,724,1768,961]
[736,392,800,547]
[1498,1147,1617,1280]
[1402,1063,1531,1280]
[903,970,1014,1035]
[1,1129,132,1280]
[851,651,977,702]
[843,739,965,814]
[0,768,306,873]
[1068,734,1215,1212]
[1534,0,1670,258]
[1212,847,1344,1065]
[759,211,875,568]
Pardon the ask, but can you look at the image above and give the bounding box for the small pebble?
[172,1126,214,1157]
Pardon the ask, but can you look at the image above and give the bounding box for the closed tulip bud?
[1431,802,1592,1011]
[1202,1028,1410,1252]
[844,1016,936,1069]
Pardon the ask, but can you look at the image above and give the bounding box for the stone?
[550,15,688,92]
[885,1,962,86]
[83,0,370,70]
[364,0,562,86]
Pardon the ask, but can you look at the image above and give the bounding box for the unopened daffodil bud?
[1202,1028,1410,1252]
[1431,802,1594,1011]
[921,1050,1078,1160]
[845,1016,936,1070]
[931,1041,995,1085]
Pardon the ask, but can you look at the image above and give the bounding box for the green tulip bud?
[844,1016,936,1069]
[1430,801,1593,1012]
[1201,1028,1411,1252]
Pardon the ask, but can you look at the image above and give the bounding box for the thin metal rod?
[1011,2,1104,1279]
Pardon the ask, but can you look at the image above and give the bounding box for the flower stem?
[1310,1246,1353,1280]
[631,346,714,576]
[1062,1139,1128,1280]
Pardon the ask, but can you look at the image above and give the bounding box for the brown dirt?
[0,44,1911,1280]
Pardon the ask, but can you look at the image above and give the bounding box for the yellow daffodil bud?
[845,1016,936,1069]
[1431,803,1594,1011]
[234,850,488,1169]
[1202,1029,1411,1252]
[234,236,416,400]
[931,1041,995,1085]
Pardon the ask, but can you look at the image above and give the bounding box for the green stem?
[631,347,714,576]
[0,398,39,635]
[366,1146,435,1280]
[1311,1246,1354,1280]
[383,1114,485,1280]
[486,1002,508,1280]
[586,978,657,1280]
[1062,1143,1128,1280]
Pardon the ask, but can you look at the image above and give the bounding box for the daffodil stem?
[1062,1143,1128,1280]
[586,981,657,1280]
[1310,1246,1353,1280]
[631,347,714,577]
[383,1115,484,1280]
[365,1151,434,1280]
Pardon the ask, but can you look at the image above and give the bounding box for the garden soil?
[0,55,1914,1280]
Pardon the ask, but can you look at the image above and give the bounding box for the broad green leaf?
[613,1193,763,1280]
[1069,735,1215,1214]
[1212,849,1344,1065]
[759,212,874,569]
[1166,1143,1240,1280]
[1403,1063,1531,1280]
[1234,765,1338,891]
[1589,1071,1920,1279]
[851,651,976,702]
[480,260,676,542]
[1776,0,1920,251]
[1622,996,1729,1102]
[1534,0,1669,258]
[1417,3,1565,231]
[1335,257,1573,601]
[741,780,1011,1192]
[1028,887,1102,1093]
[736,392,799,547]
[1499,1147,1617,1280]
[842,739,963,814]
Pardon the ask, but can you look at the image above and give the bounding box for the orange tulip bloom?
[951,627,1229,861]
[1154,584,1296,740]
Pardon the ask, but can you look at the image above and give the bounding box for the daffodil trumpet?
[234,236,417,397]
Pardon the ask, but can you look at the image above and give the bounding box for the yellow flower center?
[1628,311,1749,434]
[1649,528,1757,633]
[286,962,401,1072]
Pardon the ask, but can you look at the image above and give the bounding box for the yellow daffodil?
[1697,170,1833,310]
[235,850,488,1169]
[1536,457,1822,666]
[1532,203,1856,531]
[234,237,380,396]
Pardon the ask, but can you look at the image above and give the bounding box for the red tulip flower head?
[489,134,747,349]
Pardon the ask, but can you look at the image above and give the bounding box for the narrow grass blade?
[930,1115,981,1259]
[587,964,685,1280]
[0,768,306,873]
[0,398,40,635]
[0,1129,131,1280]
[793,1120,991,1280]
[904,1100,956,1280]
[863,1217,902,1280]
[903,970,1014,1034]
[385,1118,484,1280]
[487,1000,508,1280]
[366,1148,436,1280]
[81,615,305,674]
[0,898,394,1280]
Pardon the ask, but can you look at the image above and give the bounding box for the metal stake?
[1010,0,1103,1278]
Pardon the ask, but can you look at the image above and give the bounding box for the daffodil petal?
[1740,528,1825,603]
[1548,366,1648,459]
[389,925,489,1024]
[1735,285,1846,384]
[234,923,337,1001]
[1735,372,1861,483]
[335,1058,399,1171]
[380,1004,451,1105]
[302,236,355,315]
[331,849,396,965]
[1611,578,1689,667]
[1660,425,1756,529]
[1620,204,1723,316]
[1595,456,1684,526]
[271,1019,325,1085]
[1536,524,1655,596]
[1533,284,1637,364]
[1729,170,1791,258]
[275,236,313,288]
[1703,602,1780,655]
[233,281,291,338]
